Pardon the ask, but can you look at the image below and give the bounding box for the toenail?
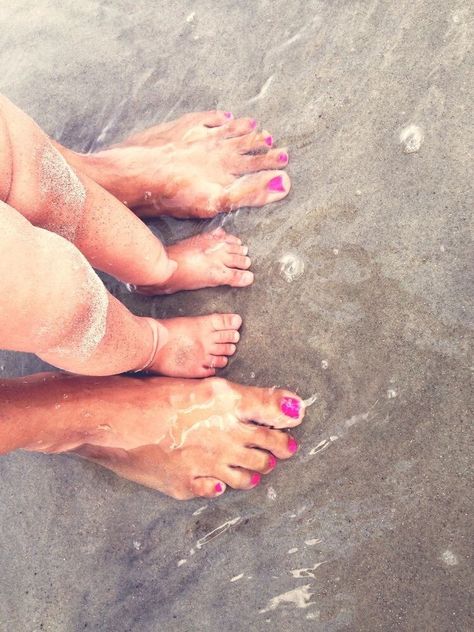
[265,135,273,146]
[280,397,301,419]
[241,271,254,284]
[268,454,277,470]
[224,111,233,119]
[288,437,299,454]
[250,118,257,129]
[278,152,288,163]
[231,316,242,328]
[215,482,224,493]
[251,473,261,487]
[268,176,285,192]
[242,246,249,255]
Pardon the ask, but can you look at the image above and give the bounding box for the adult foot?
[148,313,243,378]
[71,377,305,499]
[81,110,291,218]
[130,228,253,295]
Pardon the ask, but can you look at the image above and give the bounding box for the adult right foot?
[70,377,305,499]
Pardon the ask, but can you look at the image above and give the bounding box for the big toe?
[210,313,242,331]
[232,384,305,429]
[226,171,290,210]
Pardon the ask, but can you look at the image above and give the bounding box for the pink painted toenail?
[250,118,257,129]
[288,438,299,454]
[224,112,233,119]
[268,454,277,470]
[268,176,285,192]
[251,473,261,486]
[265,135,273,146]
[281,397,301,419]
[215,482,224,493]
[278,152,288,163]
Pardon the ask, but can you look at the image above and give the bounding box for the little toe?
[214,117,258,138]
[213,329,240,344]
[235,148,289,174]
[206,355,229,369]
[226,244,249,256]
[225,254,252,270]
[227,171,291,209]
[211,313,242,331]
[191,478,227,498]
[211,343,237,356]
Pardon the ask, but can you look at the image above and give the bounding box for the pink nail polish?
[280,397,301,419]
[278,152,288,163]
[268,176,285,192]
[215,482,224,493]
[224,111,233,119]
[265,135,273,146]
[251,473,261,486]
[288,438,299,454]
[268,454,277,469]
[250,118,257,129]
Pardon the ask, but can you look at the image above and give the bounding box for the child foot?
[130,228,253,295]
[88,110,290,218]
[149,313,242,378]
[72,377,305,499]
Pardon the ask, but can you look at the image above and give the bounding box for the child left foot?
[129,228,253,295]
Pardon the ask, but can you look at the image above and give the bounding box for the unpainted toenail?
[268,176,285,192]
[241,271,254,284]
[242,246,249,255]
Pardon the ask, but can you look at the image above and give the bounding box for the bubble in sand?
[399,125,424,154]
[279,253,305,283]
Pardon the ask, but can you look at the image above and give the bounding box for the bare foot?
[149,313,242,378]
[87,110,291,218]
[130,228,253,295]
[71,377,304,499]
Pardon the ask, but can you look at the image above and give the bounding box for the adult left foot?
[72,110,290,218]
[130,228,253,295]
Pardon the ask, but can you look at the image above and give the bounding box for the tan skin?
[0,97,301,498]
[0,374,303,499]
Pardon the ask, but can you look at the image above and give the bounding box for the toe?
[234,447,277,474]
[209,228,241,245]
[210,343,237,356]
[206,355,229,369]
[229,129,274,153]
[191,478,227,498]
[196,110,233,127]
[211,313,242,331]
[226,171,290,209]
[213,117,258,138]
[219,467,261,490]
[223,269,254,287]
[241,425,299,459]
[224,254,252,270]
[234,148,289,174]
[232,384,305,429]
[213,329,240,344]
[226,244,249,256]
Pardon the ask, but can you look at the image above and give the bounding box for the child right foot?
[145,313,243,378]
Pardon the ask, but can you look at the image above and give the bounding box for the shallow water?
[0,1,472,631]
